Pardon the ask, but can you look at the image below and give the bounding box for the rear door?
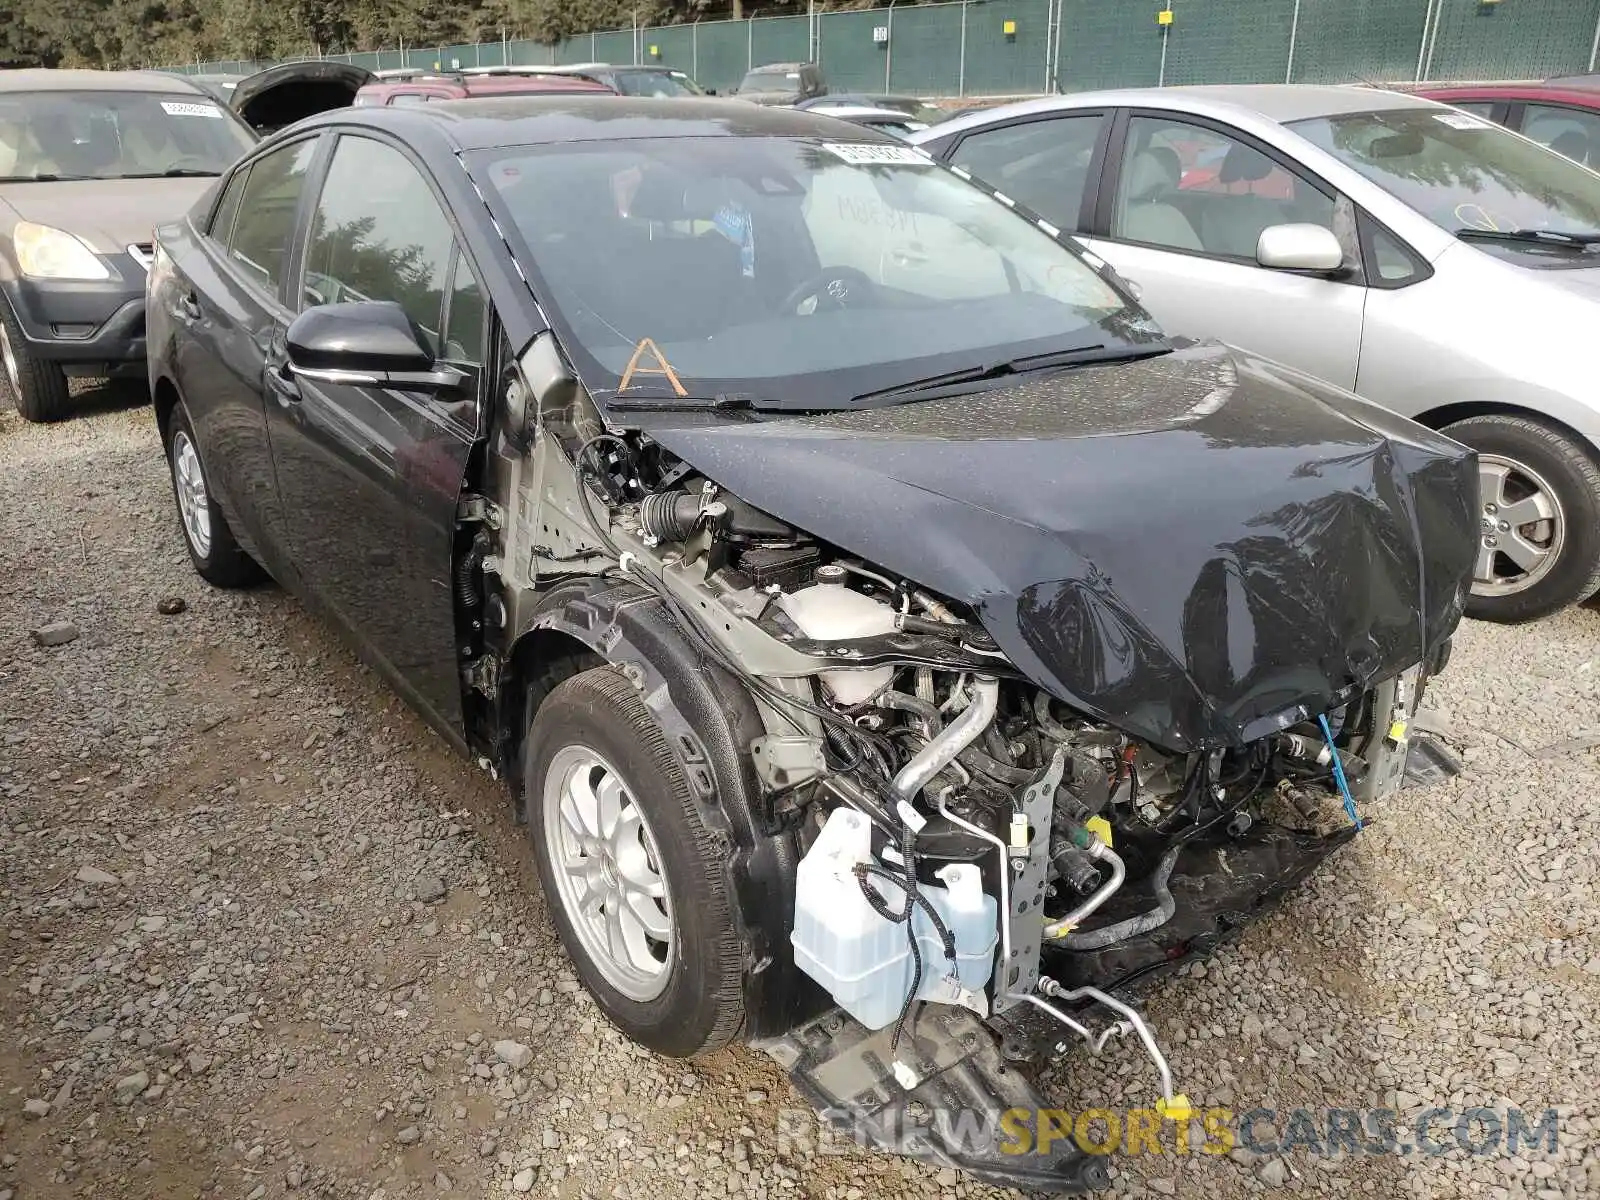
[165,134,321,580]
[1079,110,1365,389]
[264,131,486,732]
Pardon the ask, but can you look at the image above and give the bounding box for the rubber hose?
[455,538,485,610]
[1058,844,1181,950]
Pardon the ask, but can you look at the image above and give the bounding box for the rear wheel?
[0,296,71,422]
[163,404,265,588]
[1444,413,1600,624]
[524,666,746,1058]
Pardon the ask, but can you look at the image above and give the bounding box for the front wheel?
[0,296,71,422]
[1444,413,1600,624]
[524,666,746,1057]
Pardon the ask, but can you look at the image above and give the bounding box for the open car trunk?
[231,62,374,135]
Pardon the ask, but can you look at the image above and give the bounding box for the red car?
[1418,78,1600,168]
[353,70,614,107]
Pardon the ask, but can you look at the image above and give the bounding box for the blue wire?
[1319,713,1362,830]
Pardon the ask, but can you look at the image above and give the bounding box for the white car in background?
[912,85,1600,623]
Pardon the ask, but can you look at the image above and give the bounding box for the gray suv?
[0,69,255,421]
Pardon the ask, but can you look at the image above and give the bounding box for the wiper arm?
[851,346,1109,404]
[0,173,99,182]
[1454,227,1600,247]
[119,168,222,178]
[606,393,753,412]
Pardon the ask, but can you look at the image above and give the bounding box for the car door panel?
[1085,110,1364,391]
[263,131,481,735]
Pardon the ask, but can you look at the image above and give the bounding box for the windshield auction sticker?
[820,143,934,167]
[160,101,225,119]
[1433,111,1489,130]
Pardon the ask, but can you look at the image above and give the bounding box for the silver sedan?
[912,85,1600,623]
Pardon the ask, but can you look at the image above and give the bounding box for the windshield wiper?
[0,173,99,183]
[120,168,222,179]
[1454,227,1600,247]
[606,393,753,412]
[850,344,1173,405]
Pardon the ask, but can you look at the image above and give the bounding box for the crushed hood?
[0,177,212,253]
[641,344,1477,752]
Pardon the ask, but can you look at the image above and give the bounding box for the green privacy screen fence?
[172,0,1600,97]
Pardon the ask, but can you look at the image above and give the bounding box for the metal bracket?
[456,494,503,529]
[992,745,1065,1015]
[750,734,826,790]
[463,655,501,699]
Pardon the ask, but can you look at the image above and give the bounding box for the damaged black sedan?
[146,98,1477,1193]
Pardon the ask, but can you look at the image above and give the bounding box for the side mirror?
[285,301,467,392]
[1256,223,1345,273]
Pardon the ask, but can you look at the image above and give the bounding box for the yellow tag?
[1157,8,1174,25]
[1002,19,1016,34]
[1085,816,1113,848]
[1388,720,1408,742]
[1156,1094,1194,1121]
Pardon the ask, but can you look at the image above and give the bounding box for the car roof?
[1418,82,1600,109]
[919,83,1441,141]
[357,75,612,99]
[0,68,206,95]
[303,96,888,150]
[746,62,809,72]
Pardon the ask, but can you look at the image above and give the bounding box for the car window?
[1522,104,1600,169]
[0,89,254,182]
[1288,107,1600,245]
[1450,101,1497,120]
[441,253,486,366]
[208,165,250,244]
[1114,116,1335,260]
[1368,223,1422,284]
[390,93,432,107]
[948,115,1102,232]
[302,135,457,355]
[227,138,317,297]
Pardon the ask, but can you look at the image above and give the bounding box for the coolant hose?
[1057,844,1181,949]
[890,676,999,805]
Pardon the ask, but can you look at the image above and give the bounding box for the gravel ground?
[1,393,1597,1200]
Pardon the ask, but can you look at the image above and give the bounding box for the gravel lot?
[2,393,1598,1200]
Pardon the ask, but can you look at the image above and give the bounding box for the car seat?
[1118,149,1203,250]
[1197,143,1286,258]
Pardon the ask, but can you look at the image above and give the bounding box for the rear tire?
[1444,413,1600,624]
[0,296,71,423]
[163,403,265,588]
[524,666,746,1058]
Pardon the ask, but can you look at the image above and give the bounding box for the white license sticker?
[1434,111,1490,130]
[160,101,225,119]
[820,142,933,166]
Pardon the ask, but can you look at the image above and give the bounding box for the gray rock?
[75,864,119,886]
[512,1167,537,1193]
[396,1125,421,1145]
[414,874,447,903]
[1259,1158,1291,1188]
[31,621,80,647]
[22,1098,49,1119]
[85,1025,115,1043]
[494,1039,533,1070]
[433,1171,452,1192]
[114,1071,149,1102]
[1147,1180,1176,1196]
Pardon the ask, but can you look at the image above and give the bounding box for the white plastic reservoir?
[792,807,999,1030]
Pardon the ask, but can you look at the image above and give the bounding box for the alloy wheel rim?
[1473,453,1564,598]
[0,321,20,398]
[172,431,213,558]
[541,744,675,1002]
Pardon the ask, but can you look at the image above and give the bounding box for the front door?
[1083,112,1365,390]
[263,131,487,731]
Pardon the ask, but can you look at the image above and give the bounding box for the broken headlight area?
[531,439,1438,1193]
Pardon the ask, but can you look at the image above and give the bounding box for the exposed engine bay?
[485,399,1444,1190]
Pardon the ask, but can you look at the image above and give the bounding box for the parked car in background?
[799,93,948,125]
[793,101,928,138]
[153,62,375,134]
[734,61,825,105]
[0,69,256,421]
[146,94,1472,1194]
[1418,80,1600,168]
[354,71,614,108]
[471,63,707,97]
[914,85,1600,623]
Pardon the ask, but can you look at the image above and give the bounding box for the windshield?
[612,70,704,98]
[1288,107,1600,243]
[740,69,800,93]
[0,91,253,182]
[474,136,1161,409]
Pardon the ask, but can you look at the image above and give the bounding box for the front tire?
[0,296,71,422]
[524,666,746,1058]
[1445,414,1600,624]
[163,403,265,588]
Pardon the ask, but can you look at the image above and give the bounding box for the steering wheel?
[780,266,875,315]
